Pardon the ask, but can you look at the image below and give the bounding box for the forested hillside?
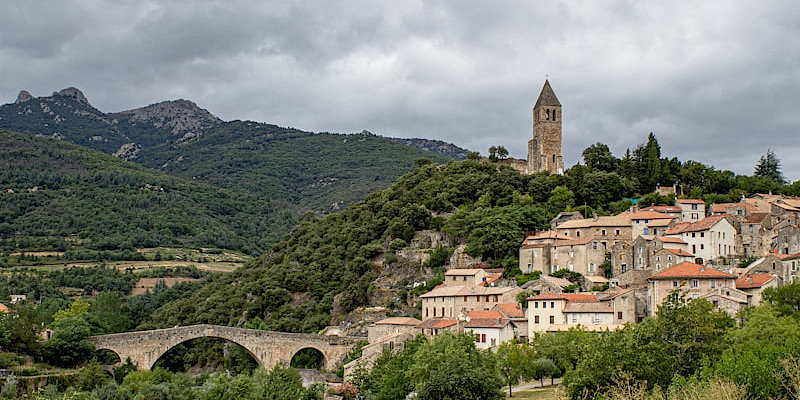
[146,134,799,332]
[134,122,454,213]
[0,130,296,255]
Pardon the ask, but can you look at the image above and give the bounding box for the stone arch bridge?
[88,325,359,371]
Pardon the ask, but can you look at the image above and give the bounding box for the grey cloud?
[2,1,799,181]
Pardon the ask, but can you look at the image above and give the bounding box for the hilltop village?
[345,82,800,376]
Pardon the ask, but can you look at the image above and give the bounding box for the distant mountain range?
[0,88,470,252]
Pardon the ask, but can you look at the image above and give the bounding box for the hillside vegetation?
[134,122,454,213]
[146,134,800,332]
[0,130,296,256]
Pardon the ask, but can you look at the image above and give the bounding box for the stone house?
[631,235,691,273]
[640,204,683,220]
[527,292,629,335]
[664,215,736,265]
[419,318,461,336]
[675,199,705,222]
[549,237,607,277]
[771,217,800,255]
[735,274,778,306]
[520,275,573,295]
[518,231,572,274]
[779,253,800,283]
[550,211,584,230]
[630,211,676,238]
[745,253,794,285]
[419,284,522,320]
[554,212,633,250]
[443,268,491,287]
[647,262,742,316]
[493,303,528,342]
[738,212,772,257]
[367,317,421,343]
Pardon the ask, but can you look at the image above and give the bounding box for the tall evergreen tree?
[754,149,786,184]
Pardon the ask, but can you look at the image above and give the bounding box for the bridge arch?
[289,346,326,370]
[88,325,357,372]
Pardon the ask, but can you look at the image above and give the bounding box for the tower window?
[553,154,556,163]
[553,110,557,121]
[546,109,551,120]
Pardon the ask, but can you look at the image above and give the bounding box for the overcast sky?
[2,1,798,181]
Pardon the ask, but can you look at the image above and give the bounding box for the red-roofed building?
[367,317,422,342]
[664,215,735,264]
[419,318,462,336]
[676,199,705,222]
[735,274,778,306]
[519,230,572,275]
[647,262,744,316]
[0,303,9,314]
[464,316,514,349]
[630,211,676,238]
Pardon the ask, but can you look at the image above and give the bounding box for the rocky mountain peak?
[54,87,90,106]
[110,99,222,136]
[15,90,34,104]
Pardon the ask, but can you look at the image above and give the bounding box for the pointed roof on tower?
[534,80,561,108]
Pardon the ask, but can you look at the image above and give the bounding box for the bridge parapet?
[88,325,361,371]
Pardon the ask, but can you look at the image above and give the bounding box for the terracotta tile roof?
[464,318,510,328]
[375,317,422,326]
[563,302,613,313]
[530,292,602,303]
[649,262,736,279]
[483,273,503,286]
[656,236,686,244]
[419,318,459,329]
[665,215,729,234]
[523,230,572,242]
[467,310,503,319]
[556,212,632,229]
[648,219,675,227]
[665,248,695,257]
[597,287,635,300]
[709,202,757,214]
[550,237,594,247]
[641,205,682,213]
[493,303,525,318]
[445,268,484,276]
[744,213,769,223]
[420,285,518,298]
[0,303,8,313]
[630,211,676,220]
[676,199,705,204]
[562,293,600,303]
[735,274,777,289]
[529,293,566,301]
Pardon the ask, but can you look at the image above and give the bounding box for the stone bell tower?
[527,80,564,175]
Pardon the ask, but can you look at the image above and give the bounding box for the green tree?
[546,185,575,215]
[754,149,786,184]
[531,357,560,386]
[761,282,800,315]
[582,142,618,172]
[43,316,96,368]
[411,333,503,400]
[496,146,509,160]
[497,342,531,397]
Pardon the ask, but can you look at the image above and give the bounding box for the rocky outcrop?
[54,87,90,106]
[110,99,222,137]
[14,90,34,104]
[113,142,141,160]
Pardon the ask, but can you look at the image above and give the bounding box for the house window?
[656,263,661,270]
[700,244,704,250]
[617,312,623,320]
[701,232,704,238]
[543,302,546,309]
[572,315,578,323]
[692,233,696,238]
[442,307,445,316]
[481,334,487,343]
[668,255,672,261]
[657,256,661,262]
[644,228,650,235]
[621,264,627,273]
[550,302,555,308]
[549,316,555,324]
[433,308,436,317]
[592,242,598,250]
[426,308,429,317]
[463,276,467,281]
[691,279,699,288]
[711,279,716,288]
[616,229,621,235]
[673,280,679,288]
[535,302,539,308]
[589,263,596,272]
[692,204,698,210]
[535,315,540,323]
[602,229,607,235]
[576,231,581,237]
